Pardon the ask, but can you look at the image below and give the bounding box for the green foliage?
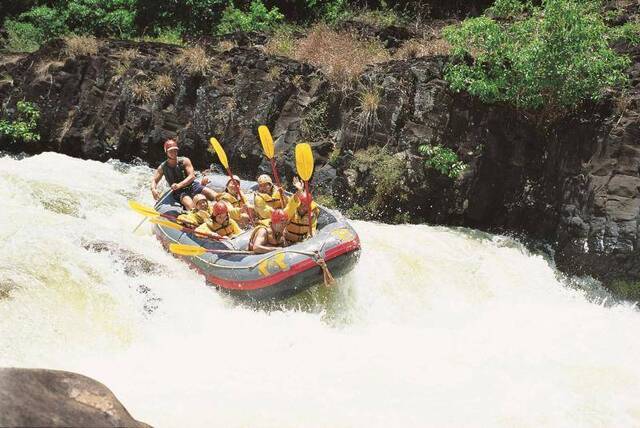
[17,6,68,40]
[3,19,43,52]
[313,193,337,208]
[300,100,329,140]
[135,0,225,35]
[0,101,40,143]
[353,146,406,212]
[609,279,640,302]
[65,0,136,37]
[611,21,640,45]
[136,27,185,45]
[444,0,631,112]
[217,1,284,35]
[419,144,466,178]
[487,0,531,18]
[313,0,349,23]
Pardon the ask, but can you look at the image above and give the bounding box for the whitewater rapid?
[1,152,639,427]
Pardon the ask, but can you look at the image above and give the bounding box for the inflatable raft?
[153,175,361,300]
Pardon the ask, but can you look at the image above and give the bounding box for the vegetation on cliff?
[443,0,638,114]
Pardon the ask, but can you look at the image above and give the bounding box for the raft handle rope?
[194,248,336,287]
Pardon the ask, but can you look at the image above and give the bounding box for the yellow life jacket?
[217,192,243,208]
[177,207,211,227]
[195,218,240,238]
[254,190,285,220]
[285,206,320,243]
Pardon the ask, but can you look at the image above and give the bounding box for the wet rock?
[0,368,150,427]
[2,27,640,288]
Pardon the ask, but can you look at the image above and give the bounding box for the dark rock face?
[1,36,640,289]
[0,367,150,427]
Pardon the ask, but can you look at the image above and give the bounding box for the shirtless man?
[151,139,217,210]
[248,209,288,254]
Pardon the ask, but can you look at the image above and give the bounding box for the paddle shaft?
[132,190,172,232]
[304,180,313,237]
[270,158,287,206]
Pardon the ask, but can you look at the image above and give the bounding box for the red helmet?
[297,191,312,205]
[213,201,228,216]
[164,139,178,152]
[271,209,288,225]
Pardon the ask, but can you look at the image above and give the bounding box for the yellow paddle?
[257,125,286,205]
[129,200,160,217]
[209,137,254,224]
[169,243,252,256]
[131,191,172,232]
[295,143,314,237]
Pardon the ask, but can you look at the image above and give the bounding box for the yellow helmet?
[193,194,207,204]
[257,174,273,185]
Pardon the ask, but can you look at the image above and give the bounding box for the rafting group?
[148,134,319,254]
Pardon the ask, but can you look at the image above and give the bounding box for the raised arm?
[151,165,164,200]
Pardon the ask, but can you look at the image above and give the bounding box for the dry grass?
[219,62,232,77]
[173,45,211,76]
[157,50,169,64]
[266,65,282,82]
[394,37,451,59]
[217,39,237,52]
[63,35,100,58]
[130,81,153,104]
[151,73,174,95]
[111,61,130,82]
[117,48,139,63]
[356,84,382,130]
[265,29,296,57]
[35,60,64,77]
[293,24,390,88]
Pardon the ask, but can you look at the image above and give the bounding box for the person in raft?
[194,201,241,240]
[282,177,320,244]
[253,174,286,221]
[248,209,288,253]
[151,139,217,210]
[176,194,211,228]
[216,175,253,227]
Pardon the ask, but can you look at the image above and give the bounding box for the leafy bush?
[444,0,631,112]
[65,0,136,37]
[419,144,466,178]
[487,0,531,18]
[217,1,284,35]
[611,21,640,45]
[3,19,43,52]
[0,101,40,143]
[16,6,68,40]
[137,27,185,45]
[136,0,226,35]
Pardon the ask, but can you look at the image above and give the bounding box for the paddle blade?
[209,137,229,169]
[169,243,207,257]
[295,143,314,181]
[150,217,183,230]
[128,200,159,217]
[258,125,274,159]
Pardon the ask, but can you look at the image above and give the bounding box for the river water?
[1,152,639,427]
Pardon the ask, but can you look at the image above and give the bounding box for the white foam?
[1,153,639,427]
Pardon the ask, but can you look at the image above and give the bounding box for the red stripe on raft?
[204,237,360,291]
[156,226,360,291]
